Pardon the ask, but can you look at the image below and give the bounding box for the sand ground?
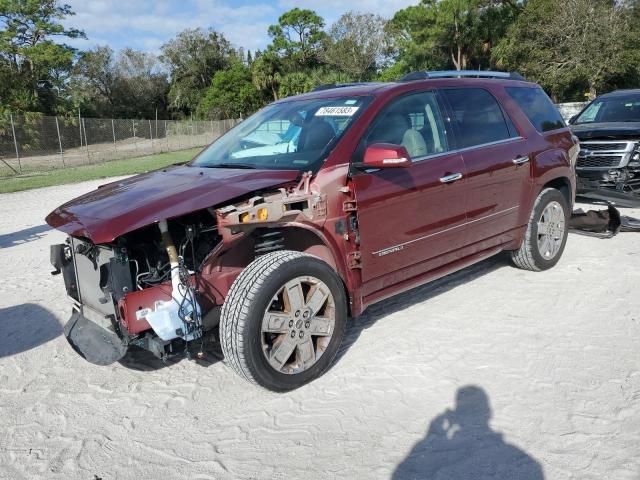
[0,178,639,480]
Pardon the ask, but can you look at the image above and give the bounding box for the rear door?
[350,91,467,296]
[441,87,531,249]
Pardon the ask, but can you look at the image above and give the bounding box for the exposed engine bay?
[49,174,330,365]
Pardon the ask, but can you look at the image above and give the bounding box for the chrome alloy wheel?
[261,276,336,374]
[537,200,565,260]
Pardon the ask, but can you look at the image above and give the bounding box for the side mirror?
[362,143,412,169]
[569,114,578,124]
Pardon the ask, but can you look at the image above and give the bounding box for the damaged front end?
[50,209,221,365]
[48,170,330,366]
[576,140,640,207]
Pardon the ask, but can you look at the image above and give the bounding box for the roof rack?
[400,70,526,82]
[312,82,371,92]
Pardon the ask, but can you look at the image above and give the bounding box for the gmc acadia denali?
[47,71,578,391]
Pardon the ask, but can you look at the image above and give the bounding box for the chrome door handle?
[439,172,463,183]
[513,156,530,165]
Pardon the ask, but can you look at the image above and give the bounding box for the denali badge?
[376,245,404,257]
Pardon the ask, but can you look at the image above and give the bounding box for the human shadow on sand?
[0,303,62,357]
[0,224,50,249]
[392,385,544,480]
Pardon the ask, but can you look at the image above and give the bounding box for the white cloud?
[61,0,420,54]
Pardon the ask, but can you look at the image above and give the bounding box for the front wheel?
[511,187,569,271]
[220,250,347,391]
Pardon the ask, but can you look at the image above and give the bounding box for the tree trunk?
[588,82,597,101]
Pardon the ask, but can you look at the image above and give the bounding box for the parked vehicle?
[569,89,640,206]
[47,71,578,391]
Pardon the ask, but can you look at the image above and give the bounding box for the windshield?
[574,93,640,124]
[192,96,372,171]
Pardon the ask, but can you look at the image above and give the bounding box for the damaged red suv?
[47,71,578,391]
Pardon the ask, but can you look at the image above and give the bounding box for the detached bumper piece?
[64,310,128,366]
[570,204,640,238]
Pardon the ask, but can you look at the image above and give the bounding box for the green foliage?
[70,46,169,118]
[3,0,640,120]
[321,11,391,81]
[0,0,85,113]
[390,0,520,72]
[197,63,264,120]
[268,8,326,70]
[251,51,282,100]
[494,0,637,100]
[160,28,237,115]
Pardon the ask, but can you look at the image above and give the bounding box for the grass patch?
[0,148,202,194]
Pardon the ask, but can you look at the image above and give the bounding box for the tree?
[197,63,264,120]
[494,0,635,100]
[267,8,325,70]
[0,0,85,113]
[251,50,282,101]
[160,28,236,115]
[70,46,169,118]
[389,0,519,74]
[322,11,391,81]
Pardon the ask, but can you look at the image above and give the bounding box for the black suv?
[569,89,640,205]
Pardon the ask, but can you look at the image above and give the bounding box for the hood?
[45,165,300,244]
[570,122,640,140]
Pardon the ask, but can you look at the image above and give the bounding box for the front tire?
[511,188,569,271]
[220,250,347,391]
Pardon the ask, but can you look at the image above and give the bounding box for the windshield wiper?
[204,162,257,169]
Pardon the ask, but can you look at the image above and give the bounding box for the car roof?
[277,77,538,103]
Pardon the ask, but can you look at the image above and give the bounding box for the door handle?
[439,172,463,183]
[513,156,530,165]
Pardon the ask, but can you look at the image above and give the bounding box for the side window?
[506,86,565,132]
[442,88,516,149]
[364,91,449,159]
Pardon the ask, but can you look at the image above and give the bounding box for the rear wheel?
[220,250,347,391]
[511,188,569,271]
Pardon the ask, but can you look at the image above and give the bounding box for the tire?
[511,187,569,271]
[220,250,347,391]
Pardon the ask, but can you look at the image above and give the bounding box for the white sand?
[0,179,639,480]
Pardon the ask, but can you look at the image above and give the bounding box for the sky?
[61,0,420,55]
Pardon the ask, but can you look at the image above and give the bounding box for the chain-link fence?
[0,114,241,178]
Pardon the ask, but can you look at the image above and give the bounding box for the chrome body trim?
[373,205,520,257]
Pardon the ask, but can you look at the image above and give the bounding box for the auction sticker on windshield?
[315,106,360,116]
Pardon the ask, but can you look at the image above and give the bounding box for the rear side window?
[506,87,565,132]
[442,88,516,149]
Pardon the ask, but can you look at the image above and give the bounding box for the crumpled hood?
[45,165,299,244]
[571,122,640,140]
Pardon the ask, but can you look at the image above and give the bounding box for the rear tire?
[220,250,347,391]
[511,188,569,271]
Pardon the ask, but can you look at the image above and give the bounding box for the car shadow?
[118,332,223,371]
[334,254,508,365]
[0,224,51,249]
[392,385,544,479]
[0,303,62,358]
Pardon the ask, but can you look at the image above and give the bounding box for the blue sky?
[62,0,419,54]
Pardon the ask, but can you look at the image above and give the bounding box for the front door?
[350,91,468,297]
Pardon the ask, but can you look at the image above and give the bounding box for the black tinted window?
[443,88,515,148]
[506,87,565,132]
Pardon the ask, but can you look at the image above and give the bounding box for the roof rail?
[312,82,371,92]
[400,70,526,82]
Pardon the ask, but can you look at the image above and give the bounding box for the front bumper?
[64,309,128,365]
[576,170,640,207]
